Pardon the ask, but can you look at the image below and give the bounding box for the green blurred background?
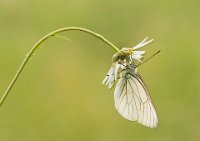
[0,0,200,141]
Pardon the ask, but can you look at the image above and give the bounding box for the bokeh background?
[0,0,200,141]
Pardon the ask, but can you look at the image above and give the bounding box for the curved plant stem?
[0,27,120,108]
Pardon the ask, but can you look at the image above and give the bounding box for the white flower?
[131,37,153,62]
[132,37,153,50]
[102,62,120,88]
[103,37,153,88]
[131,51,145,62]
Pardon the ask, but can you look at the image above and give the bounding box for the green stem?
[0,27,120,108]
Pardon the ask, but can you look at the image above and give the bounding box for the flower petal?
[133,37,154,50]
[102,62,120,88]
[132,54,143,62]
[134,51,146,55]
[113,62,120,80]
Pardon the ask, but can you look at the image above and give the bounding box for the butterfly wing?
[114,73,158,128]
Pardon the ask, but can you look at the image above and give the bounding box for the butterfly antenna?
[136,50,161,68]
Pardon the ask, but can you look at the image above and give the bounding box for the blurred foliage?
[0,0,200,141]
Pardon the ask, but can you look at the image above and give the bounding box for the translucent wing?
[114,73,158,128]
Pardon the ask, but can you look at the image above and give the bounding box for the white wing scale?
[114,73,158,128]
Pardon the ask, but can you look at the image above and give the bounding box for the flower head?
[103,37,153,88]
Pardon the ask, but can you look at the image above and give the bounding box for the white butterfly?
[103,37,159,128]
[114,64,158,128]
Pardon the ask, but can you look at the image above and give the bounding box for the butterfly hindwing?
[114,73,158,128]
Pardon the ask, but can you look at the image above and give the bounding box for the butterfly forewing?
[114,72,158,128]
